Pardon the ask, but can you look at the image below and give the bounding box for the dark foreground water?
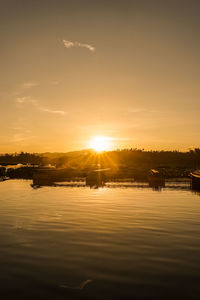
[1,180,200,300]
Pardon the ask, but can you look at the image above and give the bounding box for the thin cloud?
[51,81,59,85]
[63,39,95,52]
[12,131,37,143]
[128,108,161,114]
[15,97,67,115]
[12,82,39,97]
[16,96,30,103]
[23,82,39,89]
[40,108,66,115]
[13,133,29,143]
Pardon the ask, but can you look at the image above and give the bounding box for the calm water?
[1,180,200,300]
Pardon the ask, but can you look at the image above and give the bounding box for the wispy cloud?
[63,39,95,52]
[15,97,67,115]
[12,82,39,97]
[51,81,59,85]
[12,133,30,143]
[128,108,161,114]
[22,82,39,89]
[16,96,30,103]
[39,107,66,115]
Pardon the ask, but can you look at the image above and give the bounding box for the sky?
[0,0,200,153]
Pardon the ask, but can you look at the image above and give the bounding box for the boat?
[148,169,165,188]
[32,167,76,186]
[0,176,9,182]
[190,170,200,190]
[86,168,109,187]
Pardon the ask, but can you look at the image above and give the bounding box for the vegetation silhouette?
[41,148,200,171]
[0,152,43,165]
[0,148,200,181]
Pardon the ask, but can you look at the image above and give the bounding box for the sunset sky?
[1,0,200,153]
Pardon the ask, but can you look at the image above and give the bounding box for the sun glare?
[89,136,111,152]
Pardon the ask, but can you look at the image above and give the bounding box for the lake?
[0,180,200,299]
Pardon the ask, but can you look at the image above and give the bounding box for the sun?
[89,136,111,152]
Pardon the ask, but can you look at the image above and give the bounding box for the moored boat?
[86,168,109,187]
[0,176,9,182]
[148,169,165,188]
[190,170,200,190]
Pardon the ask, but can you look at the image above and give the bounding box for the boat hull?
[148,169,165,188]
[190,171,200,190]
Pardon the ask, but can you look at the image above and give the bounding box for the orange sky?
[0,0,200,152]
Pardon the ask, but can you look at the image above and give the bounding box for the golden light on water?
[89,136,111,152]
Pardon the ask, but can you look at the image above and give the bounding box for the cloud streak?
[40,107,66,115]
[63,39,95,52]
[128,108,161,114]
[12,82,39,97]
[15,97,67,115]
[22,82,39,89]
[16,96,30,103]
